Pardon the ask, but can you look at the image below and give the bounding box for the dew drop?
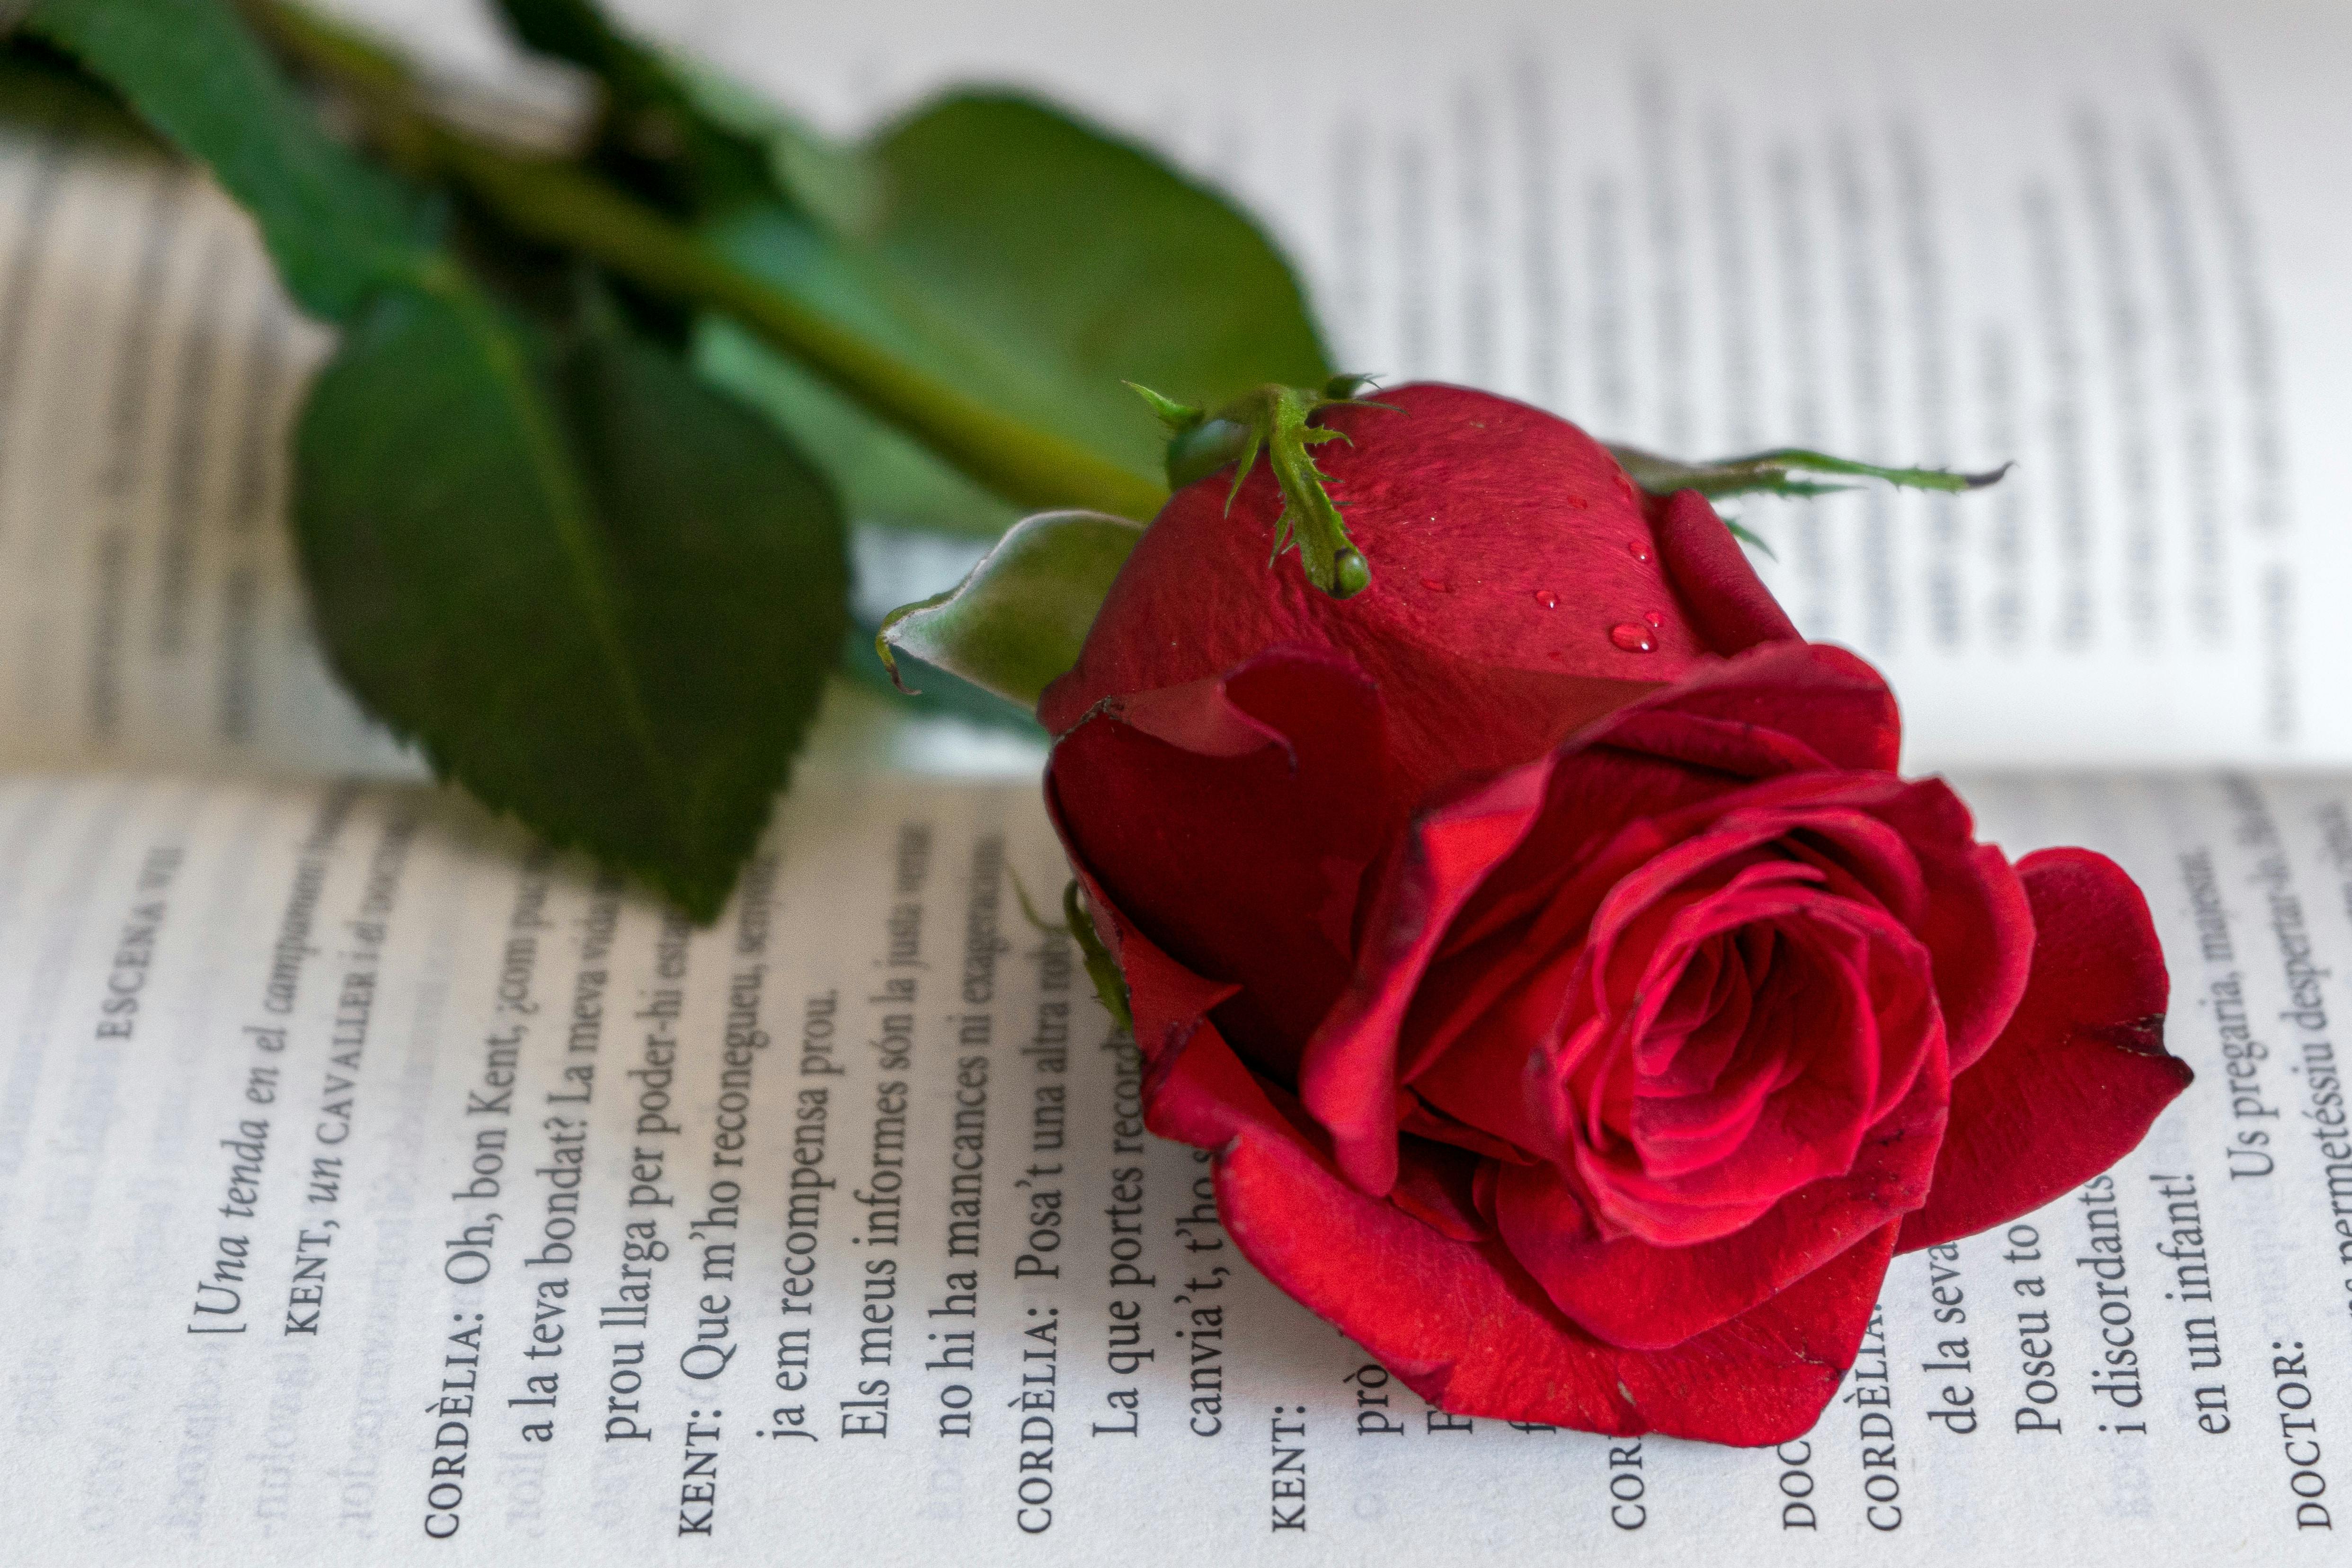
[1533,589,1560,610]
[1420,576,1452,593]
[1627,540,1653,564]
[1642,610,1663,628]
[1608,622,1658,653]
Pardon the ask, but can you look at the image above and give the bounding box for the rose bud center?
[1524,806,1943,1248]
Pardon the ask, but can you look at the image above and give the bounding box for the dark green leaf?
[294,280,848,916]
[870,93,1330,470]
[488,0,1013,530]
[26,0,425,320]
[675,63,877,236]
[492,0,872,237]
[878,510,1142,709]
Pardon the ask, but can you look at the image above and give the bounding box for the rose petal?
[1388,1139,1492,1242]
[1591,641,1901,777]
[1046,647,1396,1080]
[1649,488,1802,655]
[1298,763,1550,1192]
[1898,847,2188,1251]
[1177,1023,1896,1443]
[1074,871,1235,1071]
[1388,648,1909,1082]
[1497,1056,1947,1347]
[1856,780,2035,1073]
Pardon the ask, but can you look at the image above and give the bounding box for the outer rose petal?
[1588,640,1902,778]
[1857,781,2035,1074]
[1899,847,2189,1251]
[1648,488,1802,655]
[1153,1011,1895,1443]
[1299,762,1551,1194]
[1047,647,1398,1078]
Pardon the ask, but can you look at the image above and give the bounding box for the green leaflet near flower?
[1606,444,2013,500]
[877,510,1145,708]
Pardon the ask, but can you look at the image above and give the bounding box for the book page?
[2,766,2347,1564]
[3,0,2346,776]
[0,132,411,780]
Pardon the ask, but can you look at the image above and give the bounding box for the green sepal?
[1063,881,1132,1032]
[1609,443,2011,501]
[1002,870,1133,1032]
[1132,377,1393,599]
[876,509,1144,708]
[1124,380,1201,434]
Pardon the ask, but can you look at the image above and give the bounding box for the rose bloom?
[1039,384,2190,1444]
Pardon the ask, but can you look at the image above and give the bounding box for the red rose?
[1041,384,2190,1444]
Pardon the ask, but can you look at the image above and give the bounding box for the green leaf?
[26,0,425,320]
[677,64,878,237]
[293,279,848,917]
[692,219,1020,539]
[490,0,869,240]
[488,0,1011,533]
[700,90,1332,534]
[877,510,1141,709]
[869,93,1331,471]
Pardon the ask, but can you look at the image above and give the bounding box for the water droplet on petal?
[1627,540,1653,564]
[1533,589,1560,610]
[1420,576,1452,593]
[1643,610,1664,628]
[1609,622,1658,653]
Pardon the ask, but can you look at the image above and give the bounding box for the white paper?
[0,769,2348,1564]
[0,137,414,779]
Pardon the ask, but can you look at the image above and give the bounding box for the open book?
[3,1,2349,1560]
